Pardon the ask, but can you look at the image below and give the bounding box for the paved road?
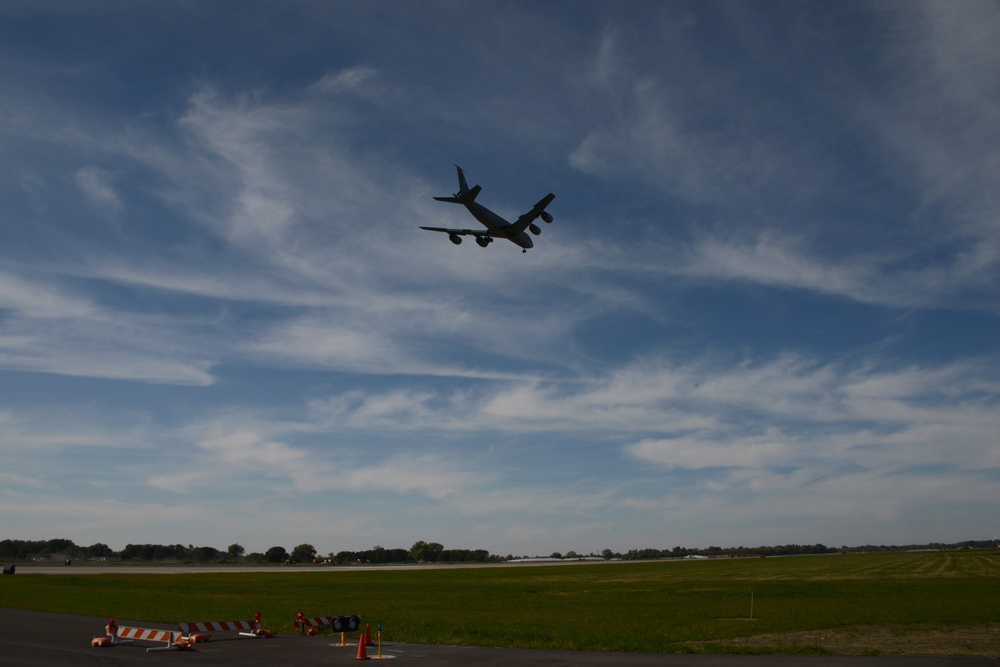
[1,608,995,667]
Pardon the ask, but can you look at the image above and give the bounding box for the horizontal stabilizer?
[434,184,481,204]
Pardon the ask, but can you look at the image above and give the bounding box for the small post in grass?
[372,623,395,660]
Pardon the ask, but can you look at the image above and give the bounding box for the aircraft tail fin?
[433,166,480,203]
[456,165,470,194]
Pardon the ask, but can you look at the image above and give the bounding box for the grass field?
[3,550,999,655]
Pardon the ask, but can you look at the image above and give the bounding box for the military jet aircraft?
[420,166,555,253]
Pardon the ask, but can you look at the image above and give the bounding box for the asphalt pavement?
[1,608,995,667]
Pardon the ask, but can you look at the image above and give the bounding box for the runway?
[1,608,994,667]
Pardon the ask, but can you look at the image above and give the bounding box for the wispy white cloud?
[628,432,790,471]
[867,2,1000,221]
[0,271,94,319]
[0,408,148,453]
[566,5,1000,311]
[302,354,1000,470]
[0,308,216,385]
[679,234,874,299]
[0,269,217,384]
[675,231,1000,309]
[293,351,1000,537]
[75,166,123,212]
[250,319,405,375]
[311,66,378,95]
[0,471,47,489]
[149,410,486,504]
[568,26,794,207]
[341,455,481,501]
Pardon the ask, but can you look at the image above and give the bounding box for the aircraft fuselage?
[464,201,534,250]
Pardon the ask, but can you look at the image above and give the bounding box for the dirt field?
[686,624,1000,657]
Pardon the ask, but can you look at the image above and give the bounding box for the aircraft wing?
[419,226,490,237]
[510,193,556,234]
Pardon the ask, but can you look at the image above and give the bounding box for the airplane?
[420,166,555,253]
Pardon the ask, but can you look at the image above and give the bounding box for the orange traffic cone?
[364,623,375,646]
[355,632,370,660]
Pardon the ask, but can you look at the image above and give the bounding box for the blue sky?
[2,1,998,557]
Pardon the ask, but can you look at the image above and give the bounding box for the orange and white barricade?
[179,617,269,640]
[295,613,361,643]
[112,625,187,652]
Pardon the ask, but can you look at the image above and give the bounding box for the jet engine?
[528,223,541,235]
[540,211,553,223]
[476,236,491,247]
[449,234,462,245]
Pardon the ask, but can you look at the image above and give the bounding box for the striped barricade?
[296,613,361,644]
[179,619,261,640]
[297,614,361,633]
[114,626,185,652]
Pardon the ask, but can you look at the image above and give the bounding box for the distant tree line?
[330,542,497,564]
[611,539,999,560]
[836,540,998,554]
[619,543,838,560]
[0,539,114,561]
[3,537,996,564]
[0,538,500,564]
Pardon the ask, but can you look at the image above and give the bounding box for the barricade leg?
[146,631,184,653]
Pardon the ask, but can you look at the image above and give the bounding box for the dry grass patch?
[687,623,1000,657]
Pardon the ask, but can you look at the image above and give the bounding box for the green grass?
[3,550,999,653]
